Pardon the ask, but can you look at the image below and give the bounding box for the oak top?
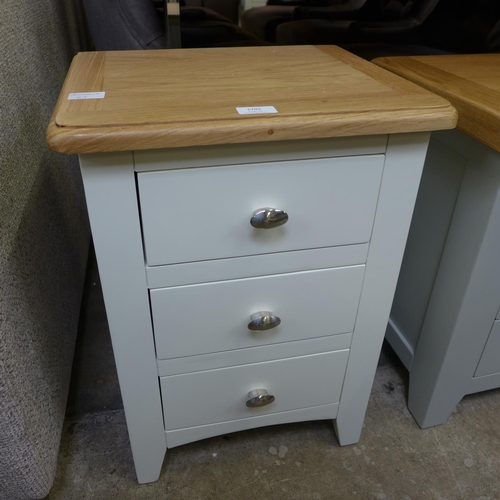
[47,45,456,154]
[373,53,500,153]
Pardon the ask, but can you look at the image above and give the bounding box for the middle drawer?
[151,265,364,360]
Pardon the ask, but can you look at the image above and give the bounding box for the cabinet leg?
[133,445,167,484]
[333,417,363,447]
[408,384,465,429]
[407,365,466,429]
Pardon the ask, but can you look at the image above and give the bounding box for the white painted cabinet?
[374,53,500,429]
[386,130,500,428]
[79,133,430,483]
[48,46,455,484]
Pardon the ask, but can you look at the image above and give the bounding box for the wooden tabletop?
[373,54,500,153]
[47,45,456,154]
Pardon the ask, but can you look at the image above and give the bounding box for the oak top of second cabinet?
[374,53,500,153]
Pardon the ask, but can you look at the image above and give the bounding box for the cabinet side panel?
[408,132,500,428]
[388,137,466,359]
[334,132,430,445]
[79,153,166,484]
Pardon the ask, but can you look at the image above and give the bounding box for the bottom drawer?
[161,350,349,431]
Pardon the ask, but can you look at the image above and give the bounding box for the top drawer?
[138,155,384,266]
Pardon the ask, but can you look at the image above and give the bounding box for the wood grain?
[373,54,500,153]
[47,46,456,154]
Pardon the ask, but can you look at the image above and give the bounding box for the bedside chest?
[374,54,500,429]
[47,45,456,483]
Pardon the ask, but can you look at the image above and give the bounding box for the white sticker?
[68,92,106,100]
[236,106,278,115]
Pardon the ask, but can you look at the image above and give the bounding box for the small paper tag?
[236,106,278,115]
[68,92,106,100]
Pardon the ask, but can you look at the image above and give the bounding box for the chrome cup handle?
[246,389,275,408]
[248,311,281,331]
[250,208,288,229]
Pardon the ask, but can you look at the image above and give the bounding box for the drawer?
[138,155,384,266]
[161,350,349,430]
[151,265,364,360]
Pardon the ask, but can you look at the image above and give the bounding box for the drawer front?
[161,350,349,430]
[151,265,364,360]
[138,155,384,266]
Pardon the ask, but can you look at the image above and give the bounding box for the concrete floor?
[49,251,500,500]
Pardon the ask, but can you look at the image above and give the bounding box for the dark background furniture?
[273,0,443,56]
[83,0,265,50]
[183,0,240,24]
[83,0,500,56]
[242,0,500,57]
[242,0,377,43]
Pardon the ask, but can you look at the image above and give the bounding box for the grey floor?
[49,251,500,500]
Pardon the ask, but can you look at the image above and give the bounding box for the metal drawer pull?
[246,389,275,408]
[250,208,288,229]
[248,311,281,331]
